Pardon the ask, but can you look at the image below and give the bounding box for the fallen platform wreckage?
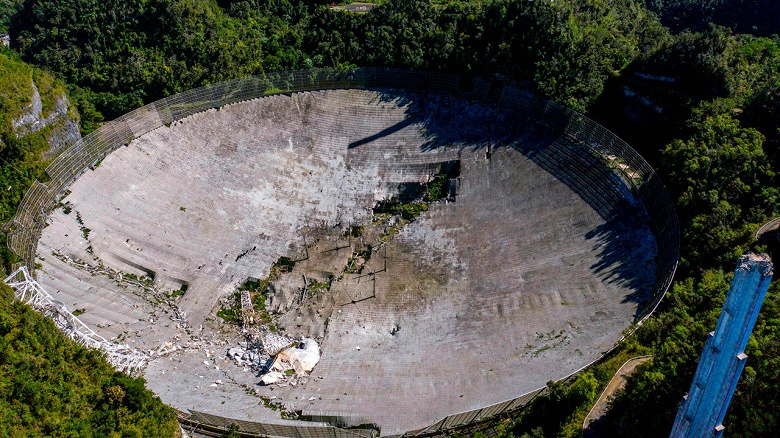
[4,266,149,374]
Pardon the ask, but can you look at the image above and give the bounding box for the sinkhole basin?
[33,74,676,435]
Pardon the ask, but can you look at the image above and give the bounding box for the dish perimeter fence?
[4,68,679,438]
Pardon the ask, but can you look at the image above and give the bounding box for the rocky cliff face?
[12,80,81,158]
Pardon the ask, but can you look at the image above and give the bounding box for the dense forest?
[0,282,179,436]
[1,0,780,436]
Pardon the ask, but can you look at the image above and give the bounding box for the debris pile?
[227,336,321,387]
[227,344,272,369]
[261,337,321,387]
[274,337,320,374]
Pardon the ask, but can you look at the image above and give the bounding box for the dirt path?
[582,356,652,436]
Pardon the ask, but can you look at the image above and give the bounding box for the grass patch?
[216,305,240,324]
[167,286,186,298]
[75,211,91,239]
[307,277,332,294]
[373,199,428,220]
[423,173,449,202]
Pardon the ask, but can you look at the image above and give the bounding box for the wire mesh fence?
[181,410,376,438]
[4,67,679,437]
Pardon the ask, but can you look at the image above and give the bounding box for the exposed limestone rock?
[12,80,81,157]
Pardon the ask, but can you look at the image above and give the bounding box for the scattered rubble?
[226,337,321,387]
[227,344,272,369]
[51,250,189,328]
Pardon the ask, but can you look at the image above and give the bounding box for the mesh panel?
[476,400,514,420]
[440,410,481,430]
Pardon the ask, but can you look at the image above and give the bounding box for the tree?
[663,105,778,271]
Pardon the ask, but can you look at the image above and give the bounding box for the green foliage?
[0,283,178,437]
[307,278,331,294]
[303,0,667,111]
[423,174,448,202]
[11,0,312,118]
[222,422,241,438]
[528,0,666,110]
[0,52,73,269]
[220,256,298,325]
[393,201,428,220]
[599,271,730,436]
[168,287,186,298]
[0,0,23,33]
[0,48,34,140]
[7,0,669,115]
[505,337,649,437]
[242,278,272,323]
[217,305,240,324]
[663,106,778,271]
[511,373,599,436]
[67,85,104,135]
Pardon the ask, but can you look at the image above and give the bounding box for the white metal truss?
[241,289,253,325]
[238,289,295,356]
[4,266,149,374]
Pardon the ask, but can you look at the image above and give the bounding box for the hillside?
[0,49,179,437]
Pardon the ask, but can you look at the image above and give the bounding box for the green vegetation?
[219,256,296,325]
[243,278,273,325]
[0,50,34,137]
[0,49,73,270]
[344,246,372,276]
[0,0,22,34]
[2,0,780,435]
[373,168,456,221]
[168,286,186,299]
[0,283,178,437]
[374,199,429,221]
[423,174,449,202]
[307,277,332,294]
[76,211,92,240]
[121,272,155,288]
[7,0,668,115]
[216,302,241,324]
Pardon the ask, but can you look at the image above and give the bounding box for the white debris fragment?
[228,347,244,359]
[276,338,321,374]
[261,371,285,385]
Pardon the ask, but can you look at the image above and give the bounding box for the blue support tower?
[670,253,773,438]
